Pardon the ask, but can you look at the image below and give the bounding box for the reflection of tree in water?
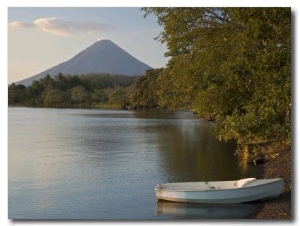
[152,118,260,182]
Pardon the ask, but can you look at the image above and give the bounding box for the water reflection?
[144,117,252,182]
[156,200,258,219]
[8,108,262,219]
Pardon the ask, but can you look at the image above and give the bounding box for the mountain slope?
[17,39,153,86]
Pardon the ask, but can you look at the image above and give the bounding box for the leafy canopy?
[142,7,291,152]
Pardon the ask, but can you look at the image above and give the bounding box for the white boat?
[155,178,284,204]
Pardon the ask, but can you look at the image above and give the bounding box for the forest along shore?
[247,146,291,219]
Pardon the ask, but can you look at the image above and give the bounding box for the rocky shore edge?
[247,146,292,219]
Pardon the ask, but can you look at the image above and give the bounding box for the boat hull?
[155,178,284,204]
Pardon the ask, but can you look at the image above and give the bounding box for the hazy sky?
[7,7,169,84]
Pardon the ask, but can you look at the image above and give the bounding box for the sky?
[2,1,299,226]
[7,7,169,84]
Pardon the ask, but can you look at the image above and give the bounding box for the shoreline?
[247,146,291,219]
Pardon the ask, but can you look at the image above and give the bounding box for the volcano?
[17,39,153,86]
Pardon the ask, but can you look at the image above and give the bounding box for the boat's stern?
[155,184,164,200]
[155,184,162,191]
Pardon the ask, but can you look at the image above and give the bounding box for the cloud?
[8,17,116,36]
[8,21,35,29]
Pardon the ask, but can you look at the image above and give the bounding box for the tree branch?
[203,8,245,31]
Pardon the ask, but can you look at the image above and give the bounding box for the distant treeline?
[8,69,166,109]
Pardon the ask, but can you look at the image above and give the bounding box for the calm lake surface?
[8,107,261,220]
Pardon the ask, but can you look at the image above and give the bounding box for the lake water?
[8,107,261,220]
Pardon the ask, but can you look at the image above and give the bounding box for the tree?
[8,83,27,105]
[54,73,68,91]
[91,88,108,104]
[71,85,88,107]
[40,74,54,88]
[44,89,67,107]
[109,87,129,107]
[130,69,162,108]
[143,7,291,154]
[67,75,81,89]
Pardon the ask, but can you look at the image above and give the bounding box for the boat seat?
[208,185,216,189]
[234,178,256,188]
[205,182,218,189]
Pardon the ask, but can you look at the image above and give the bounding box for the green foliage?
[143,7,291,151]
[44,89,67,107]
[109,87,129,107]
[91,89,108,104]
[8,83,27,105]
[8,73,138,109]
[71,85,88,107]
[130,69,162,109]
